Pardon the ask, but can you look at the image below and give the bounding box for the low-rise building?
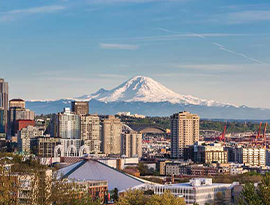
[133,178,237,205]
[235,147,266,166]
[185,142,228,164]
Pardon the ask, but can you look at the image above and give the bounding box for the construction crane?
[255,122,262,146]
[263,122,268,149]
[219,125,227,142]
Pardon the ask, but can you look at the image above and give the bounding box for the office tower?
[8,99,35,138]
[0,108,4,133]
[9,99,25,109]
[171,111,200,159]
[54,108,81,139]
[71,101,89,116]
[101,116,122,155]
[121,130,142,158]
[81,114,101,153]
[0,79,8,131]
[17,125,43,154]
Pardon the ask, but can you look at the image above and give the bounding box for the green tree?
[117,190,186,205]
[112,188,119,202]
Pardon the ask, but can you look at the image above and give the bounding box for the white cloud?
[0,5,66,22]
[99,43,139,50]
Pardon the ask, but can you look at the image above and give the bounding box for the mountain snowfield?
[26,75,270,119]
[74,76,233,107]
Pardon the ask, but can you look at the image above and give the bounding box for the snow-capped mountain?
[74,76,232,107]
[26,76,270,119]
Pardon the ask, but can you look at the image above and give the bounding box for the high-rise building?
[171,111,200,159]
[121,130,142,158]
[81,114,101,153]
[52,108,81,139]
[0,108,4,133]
[71,101,89,116]
[9,99,25,109]
[8,99,35,138]
[0,79,8,131]
[101,116,122,155]
[17,125,43,154]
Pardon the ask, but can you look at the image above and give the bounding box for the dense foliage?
[117,190,186,205]
[238,173,270,205]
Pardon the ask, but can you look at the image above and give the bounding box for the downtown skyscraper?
[0,79,8,133]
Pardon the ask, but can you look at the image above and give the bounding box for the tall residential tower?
[171,111,200,159]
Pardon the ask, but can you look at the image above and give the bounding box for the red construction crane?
[255,122,262,145]
[263,122,268,149]
[219,125,227,142]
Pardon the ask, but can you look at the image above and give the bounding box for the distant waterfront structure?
[81,114,101,153]
[71,101,89,116]
[0,79,8,131]
[171,111,200,159]
[101,115,122,155]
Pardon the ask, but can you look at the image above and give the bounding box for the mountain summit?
[26,75,270,119]
[75,76,231,107]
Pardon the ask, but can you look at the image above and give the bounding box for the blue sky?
[0,0,269,108]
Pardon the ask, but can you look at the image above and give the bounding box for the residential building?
[185,142,228,164]
[17,126,43,154]
[235,147,266,166]
[71,101,89,115]
[165,161,190,176]
[171,111,200,159]
[121,130,142,158]
[0,79,8,131]
[52,108,80,139]
[33,136,61,158]
[80,114,101,153]
[73,180,108,203]
[101,116,122,155]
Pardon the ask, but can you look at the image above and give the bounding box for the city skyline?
[1,0,270,109]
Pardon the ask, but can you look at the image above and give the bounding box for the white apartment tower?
[121,130,142,158]
[101,116,122,155]
[81,114,101,153]
[171,111,200,159]
[57,108,81,139]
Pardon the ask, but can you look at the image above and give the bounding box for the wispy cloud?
[227,10,270,24]
[211,43,265,64]
[99,43,139,50]
[158,27,265,64]
[0,5,66,22]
